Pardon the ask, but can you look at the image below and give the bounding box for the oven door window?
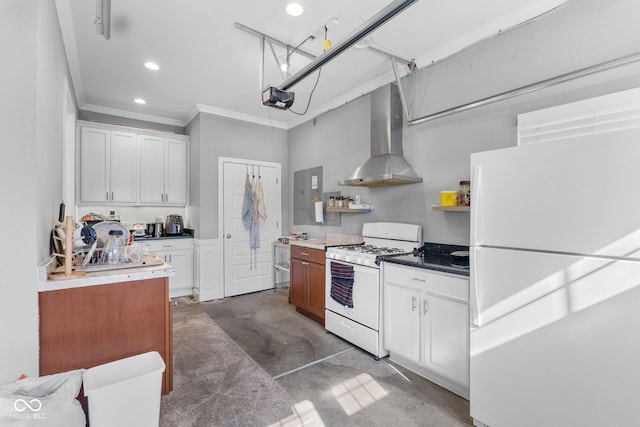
[325,262,381,330]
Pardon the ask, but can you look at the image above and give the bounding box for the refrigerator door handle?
[471,165,482,246]
[470,250,480,328]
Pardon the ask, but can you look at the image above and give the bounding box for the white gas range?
[326,244,411,267]
[325,222,422,359]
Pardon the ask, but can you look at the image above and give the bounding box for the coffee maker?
[165,215,184,235]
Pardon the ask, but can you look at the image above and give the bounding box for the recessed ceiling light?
[134,98,146,105]
[144,62,159,71]
[285,3,303,16]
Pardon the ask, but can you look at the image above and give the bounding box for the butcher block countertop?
[289,233,364,250]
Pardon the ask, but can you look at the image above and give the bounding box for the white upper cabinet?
[140,135,188,205]
[140,135,166,204]
[109,131,138,202]
[77,121,188,206]
[79,126,137,204]
[165,138,188,205]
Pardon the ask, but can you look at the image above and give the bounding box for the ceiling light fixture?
[144,62,160,71]
[285,3,304,17]
[134,98,146,105]
[94,0,111,40]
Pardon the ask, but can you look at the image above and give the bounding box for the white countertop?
[39,257,175,292]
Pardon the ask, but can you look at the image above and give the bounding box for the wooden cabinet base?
[295,306,325,326]
[39,278,173,394]
[290,246,326,324]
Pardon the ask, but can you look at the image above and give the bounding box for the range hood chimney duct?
[338,84,422,187]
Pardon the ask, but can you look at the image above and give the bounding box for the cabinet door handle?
[424,297,429,314]
[412,296,417,311]
[106,191,109,201]
[300,252,310,256]
[111,191,114,200]
[165,194,168,202]
[412,276,426,282]
[302,261,309,266]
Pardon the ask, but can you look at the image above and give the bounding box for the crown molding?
[194,104,289,130]
[55,0,86,106]
[80,103,187,127]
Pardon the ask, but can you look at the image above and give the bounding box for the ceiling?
[54,0,570,129]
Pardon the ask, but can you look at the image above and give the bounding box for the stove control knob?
[356,257,362,265]
[327,252,334,259]
[345,255,352,263]
[363,258,372,266]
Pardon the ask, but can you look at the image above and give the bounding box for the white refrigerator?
[469,129,640,427]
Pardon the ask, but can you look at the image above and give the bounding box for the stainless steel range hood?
[339,84,422,187]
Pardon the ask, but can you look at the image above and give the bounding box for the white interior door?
[222,159,281,297]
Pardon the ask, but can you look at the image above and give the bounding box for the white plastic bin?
[83,351,165,427]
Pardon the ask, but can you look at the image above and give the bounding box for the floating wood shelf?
[431,205,471,212]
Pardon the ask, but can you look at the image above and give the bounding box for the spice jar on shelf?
[459,180,471,206]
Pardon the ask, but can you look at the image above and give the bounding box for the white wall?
[0,0,40,383]
[288,0,640,244]
[0,0,73,383]
[187,113,288,240]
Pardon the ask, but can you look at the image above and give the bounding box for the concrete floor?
[195,287,473,427]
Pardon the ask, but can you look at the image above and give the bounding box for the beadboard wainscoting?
[193,239,223,301]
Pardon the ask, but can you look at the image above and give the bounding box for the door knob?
[226,234,231,238]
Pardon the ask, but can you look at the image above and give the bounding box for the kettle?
[165,215,183,235]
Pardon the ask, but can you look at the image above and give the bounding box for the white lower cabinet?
[384,284,420,363]
[383,263,469,397]
[145,239,193,298]
[421,293,469,384]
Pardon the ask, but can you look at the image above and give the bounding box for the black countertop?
[133,229,194,241]
[379,242,470,277]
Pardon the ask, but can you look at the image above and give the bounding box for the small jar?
[328,196,335,208]
[459,180,471,206]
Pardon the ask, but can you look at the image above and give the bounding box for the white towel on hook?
[241,174,254,232]
[254,177,267,224]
